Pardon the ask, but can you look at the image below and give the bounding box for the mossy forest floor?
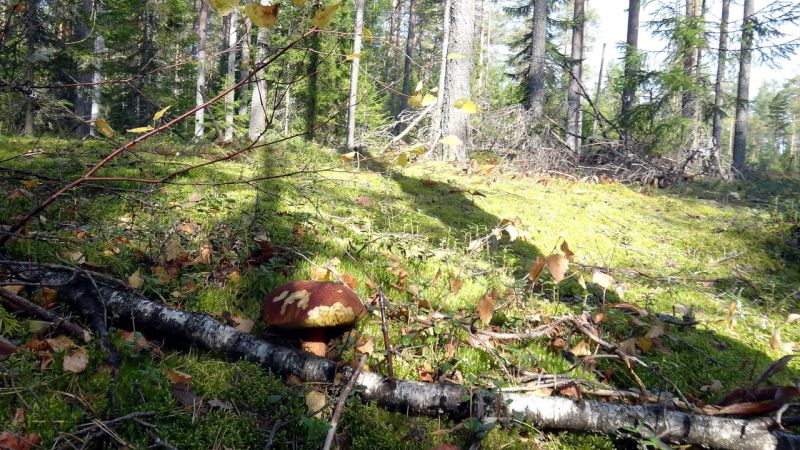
[1,136,800,449]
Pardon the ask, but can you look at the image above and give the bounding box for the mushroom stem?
[302,328,327,357]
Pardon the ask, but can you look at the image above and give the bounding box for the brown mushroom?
[262,280,366,356]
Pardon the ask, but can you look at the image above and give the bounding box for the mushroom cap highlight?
[262,280,366,329]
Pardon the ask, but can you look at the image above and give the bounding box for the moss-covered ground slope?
[1,136,799,449]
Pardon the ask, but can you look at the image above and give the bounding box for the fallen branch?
[0,286,90,343]
[6,261,799,450]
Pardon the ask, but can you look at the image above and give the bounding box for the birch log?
[3,260,798,450]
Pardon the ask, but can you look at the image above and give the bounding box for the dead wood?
[3,260,799,450]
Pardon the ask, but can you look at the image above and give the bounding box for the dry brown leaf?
[197,243,212,265]
[619,337,638,355]
[417,366,434,383]
[725,301,737,328]
[306,390,327,418]
[46,335,76,352]
[770,329,782,351]
[592,270,614,289]
[700,380,723,394]
[34,287,58,305]
[179,222,198,235]
[571,341,591,357]
[609,302,649,317]
[0,432,41,450]
[476,291,497,325]
[528,256,546,285]
[449,276,463,295]
[560,241,575,263]
[355,336,374,355]
[577,272,587,289]
[63,348,88,373]
[164,369,193,384]
[11,407,25,427]
[545,254,569,283]
[233,316,254,333]
[644,321,665,339]
[342,273,358,289]
[164,237,182,262]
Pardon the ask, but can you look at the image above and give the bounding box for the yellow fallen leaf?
[592,270,614,289]
[94,118,116,138]
[408,92,423,108]
[306,390,326,418]
[440,135,463,147]
[152,105,171,122]
[210,0,239,16]
[311,1,340,29]
[292,0,306,5]
[395,153,409,167]
[127,126,154,133]
[363,28,374,44]
[245,3,280,28]
[571,341,591,357]
[454,97,479,114]
[356,336,374,354]
[345,53,362,61]
[340,151,357,161]
[447,52,466,60]
[421,93,437,106]
[163,237,182,262]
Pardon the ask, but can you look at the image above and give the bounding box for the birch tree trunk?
[346,0,365,149]
[790,111,797,171]
[732,0,754,174]
[591,43,606,139]
[710,0,730,178]
[438,0,475,161]
[620,0,640,133]
[528,0,548,120]
[428,0,452,154]
[194,0,209,139]
[398,0,417,114]
[89,35,104,138]
[565,0,585,154]
[238,14,252,117]
[223,9,238,143]
[249,1,270,142]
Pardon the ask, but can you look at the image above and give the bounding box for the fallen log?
[2,260,798,450]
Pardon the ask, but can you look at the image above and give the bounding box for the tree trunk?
[732,0,754,174]
[620,0,640,132]
[390,1,405,114]
[790,111,797,171]
[6,261,800,450]
[89,35,104,138]
[565,0,585,154]
[438,0,475,161]
[710,0,730,177]
[194,0,209,139]
[398,0,417,114]
[591,43,606,139]
[23,0,38,138]
[681,0,699,120]
[528,0,548,120]
[223,9,238,143]
[477,0,491,97]
[249,1,270,142]
[346,0,365,149]
[428,0,452,154]
[238,14,252,117]
[73,0,93,138]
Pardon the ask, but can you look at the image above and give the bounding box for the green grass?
[1,135,799,448]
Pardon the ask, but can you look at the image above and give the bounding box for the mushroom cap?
[262,281,366,329]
